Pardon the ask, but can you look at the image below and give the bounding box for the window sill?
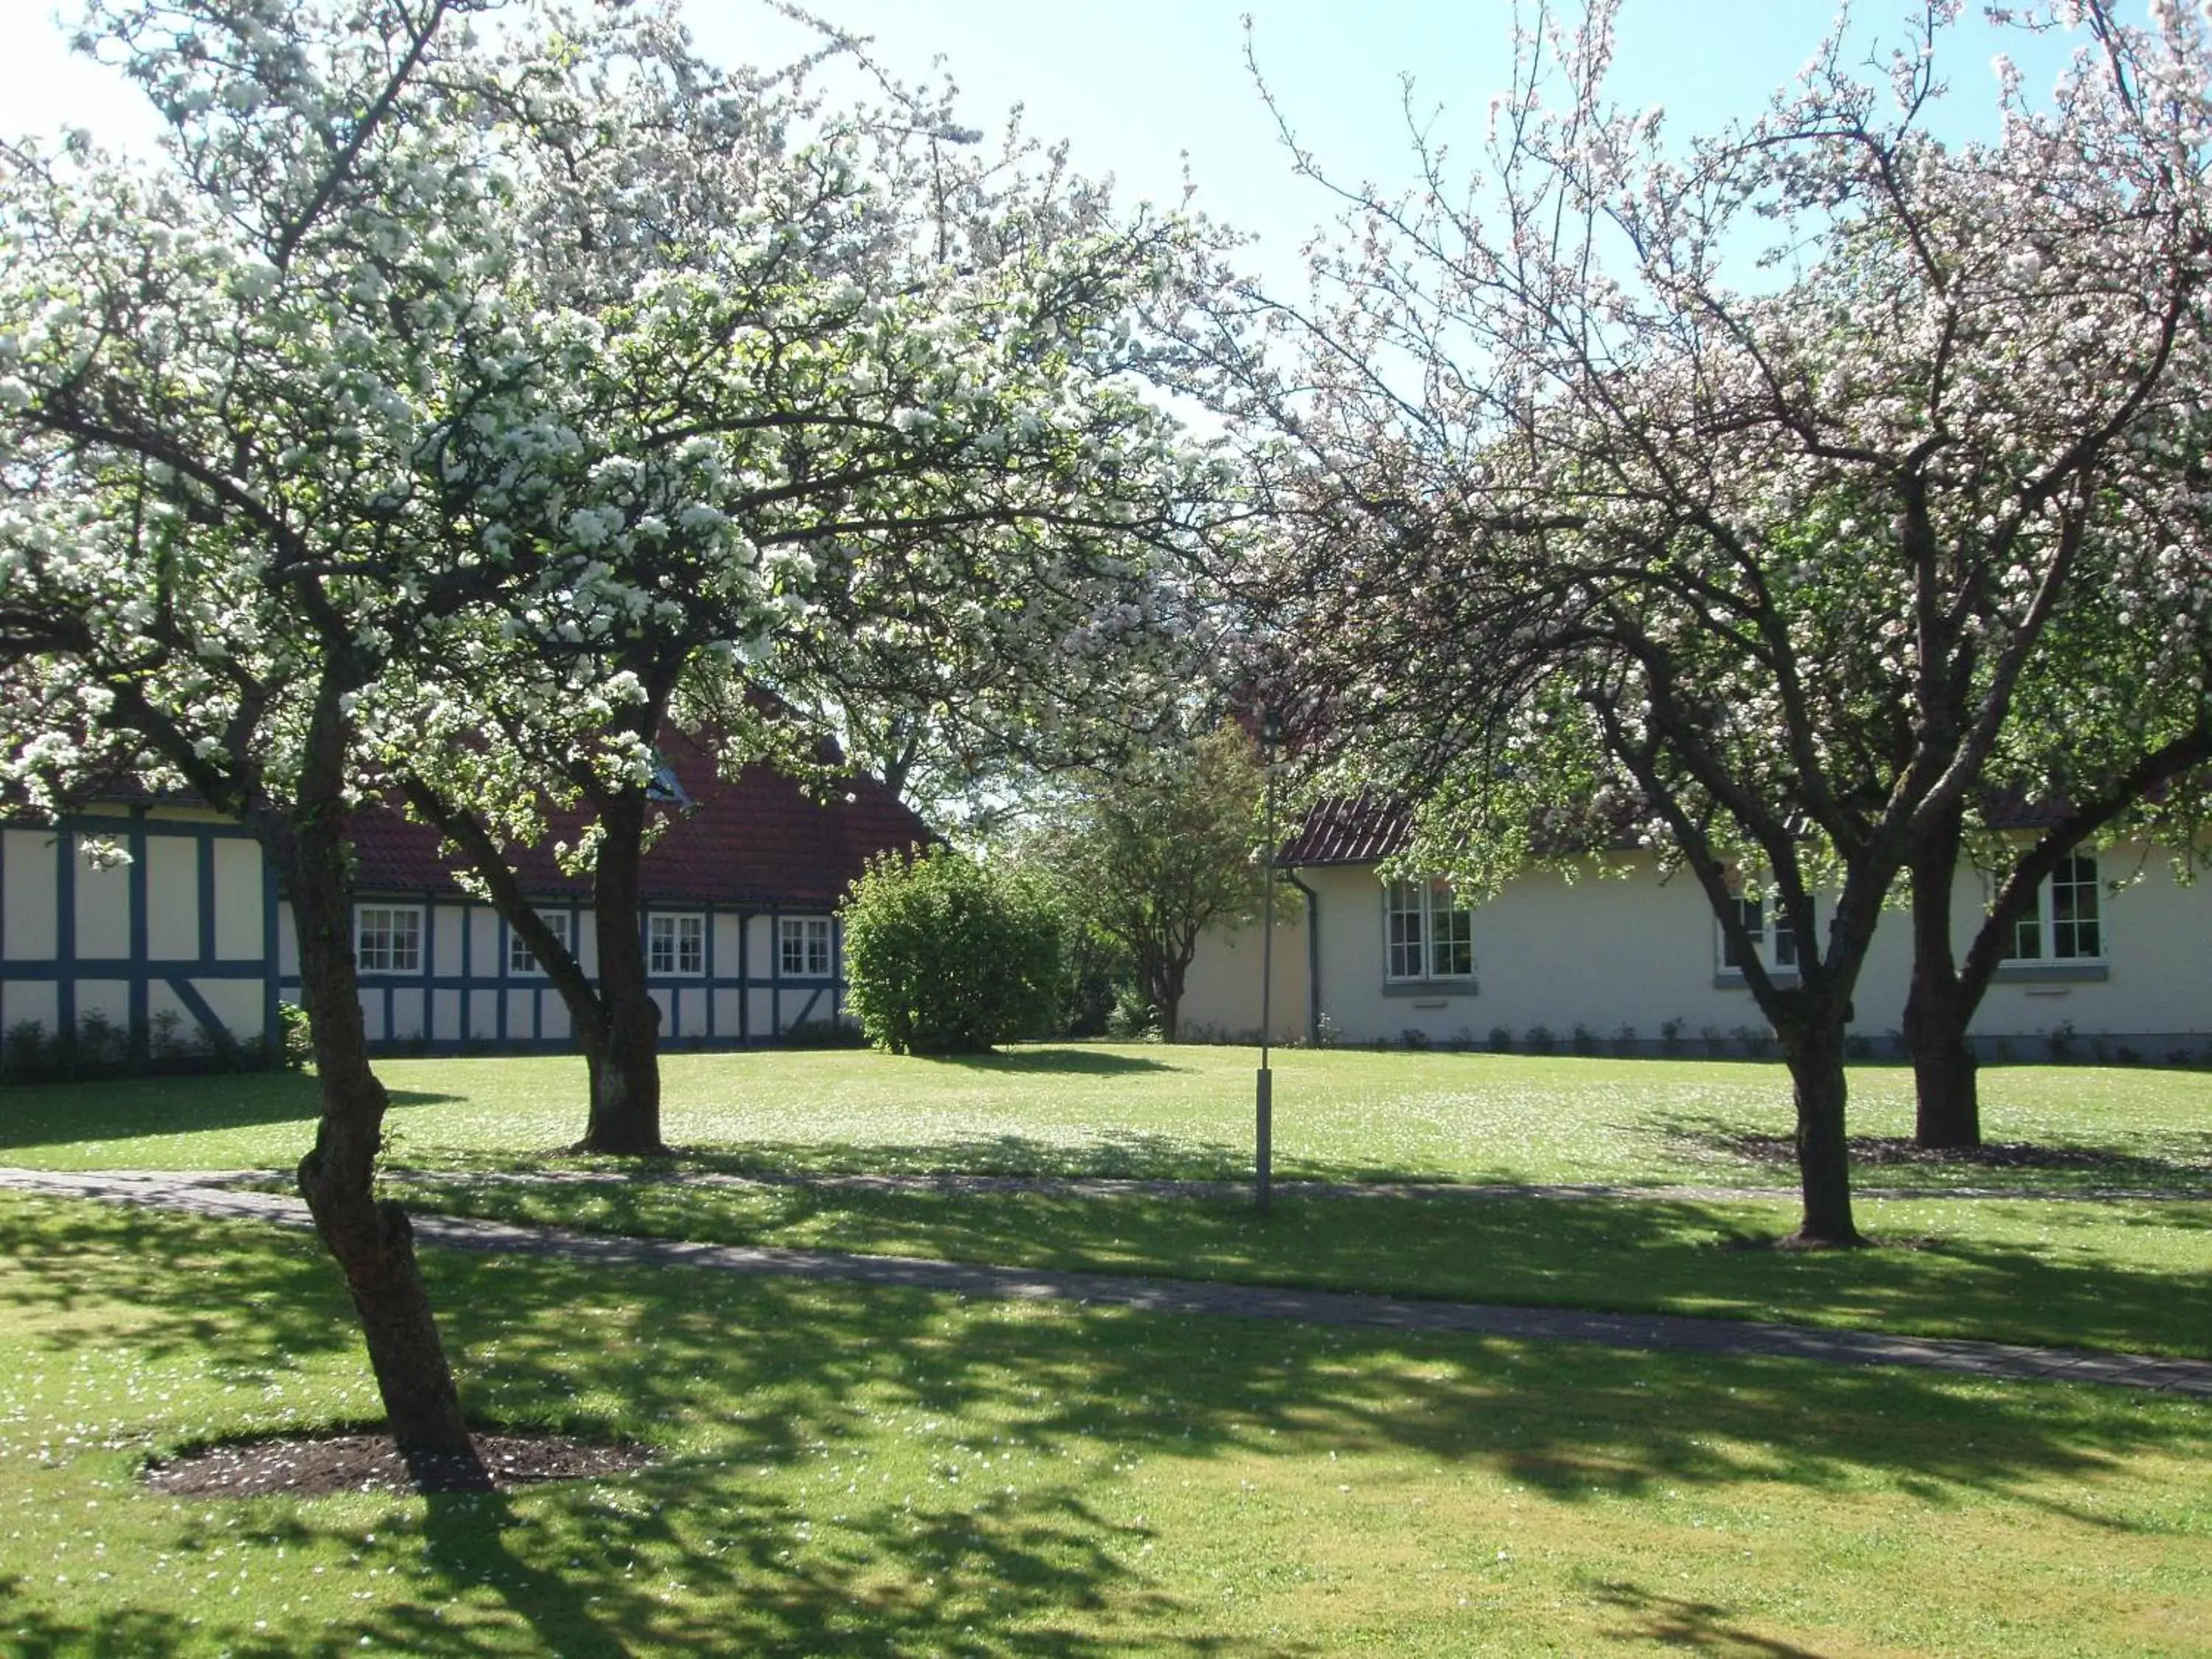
[1382,979,1477,999]
[1994,961,2108,984]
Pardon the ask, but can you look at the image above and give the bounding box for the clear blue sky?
[1,0,2096,294]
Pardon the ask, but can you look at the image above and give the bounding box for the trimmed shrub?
[841,848,1063,1055]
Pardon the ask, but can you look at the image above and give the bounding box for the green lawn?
[5,1194,2210,1658]
[5,1044,2208,1194]
[7,1046,2208,1360]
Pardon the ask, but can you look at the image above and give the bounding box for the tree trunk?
[1904,980,1981,1150]
[1147,950,1186,1044]
[278,737,487,1489]
[1773,998,1865,1248]
[1903,802,1981,1148]
[575,792,667,1155]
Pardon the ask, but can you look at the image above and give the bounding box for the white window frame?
[508,911,571,976]
[779,915,833,978]
[355,904,423,975]
[1382,878,1474,984]
[647,911,705,976]
[2005,851,2105,964]
[1719,892,1807,977]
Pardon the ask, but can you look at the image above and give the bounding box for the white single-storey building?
[1180,796,2212,1058]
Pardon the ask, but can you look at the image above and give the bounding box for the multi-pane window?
[355,905,422,973]
[2008,852,2103,961]
[1384,879,1474,981]
[780,916,832,978]
[508,911,571,975]
[647,912,705,975]
[1721,894,1805,973]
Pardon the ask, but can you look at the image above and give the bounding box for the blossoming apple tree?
[375,32,1233,1155]
[0,0,1233,1470]
[1200,0,2212,1244]
[0,0,608,1481]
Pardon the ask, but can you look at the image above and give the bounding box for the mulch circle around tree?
[145,1432,652,1498]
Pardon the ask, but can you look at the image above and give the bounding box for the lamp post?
[1256,708,1280,1214]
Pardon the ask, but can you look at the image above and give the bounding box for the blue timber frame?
[0,810,280,1054]
[2,812,849,1059]
[292,891,848,1055]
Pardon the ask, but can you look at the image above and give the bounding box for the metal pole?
[1256,713,1277,1214]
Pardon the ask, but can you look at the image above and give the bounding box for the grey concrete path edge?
[205,1165,2212,1204]
[5,1166,2209,1399]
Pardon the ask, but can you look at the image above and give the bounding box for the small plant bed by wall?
[145,1430,651,1498]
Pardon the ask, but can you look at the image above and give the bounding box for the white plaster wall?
[1961,853,2210,1040]
[159,977,262,1045]
[468,908,501,980]
[432,905,467,978]
[72,841,130,961]
[144,836,198,959]
[212,838,263,959]
[713,987,744,1035]
[1293,860,1735,1047]
[776,987,810,1032]
[1178,908,1310,1044]
[145,978,191,1032]
[76,978,129,1026]
[2,979,58,1033]
[1241,845,2212,1048]
[2,829,58,960]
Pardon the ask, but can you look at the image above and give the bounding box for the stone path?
[210,1165,2212,1205]
[5,1166,2210,1399]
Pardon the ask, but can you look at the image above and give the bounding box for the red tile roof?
[348,726,933,908]
[1279,793,1413,866]
[1280,785,2096,870]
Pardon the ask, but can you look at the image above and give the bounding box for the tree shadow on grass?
[0,1072,457,1153]
[668,1130,1262,1183]
[1589,1582,1837,1657]
[0,1577,206,1659]
[1645,1110,2212,1194]
[5,1194,2210,1654]
[921,1048,1185,1077]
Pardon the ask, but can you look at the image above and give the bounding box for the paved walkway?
[210,1165,2212,1205]
[5,1166,2210,1399]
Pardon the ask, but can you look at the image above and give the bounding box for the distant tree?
[841,846,1062,1054]
[1038,725,1273,1043]
[1198,1,2212,1245]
